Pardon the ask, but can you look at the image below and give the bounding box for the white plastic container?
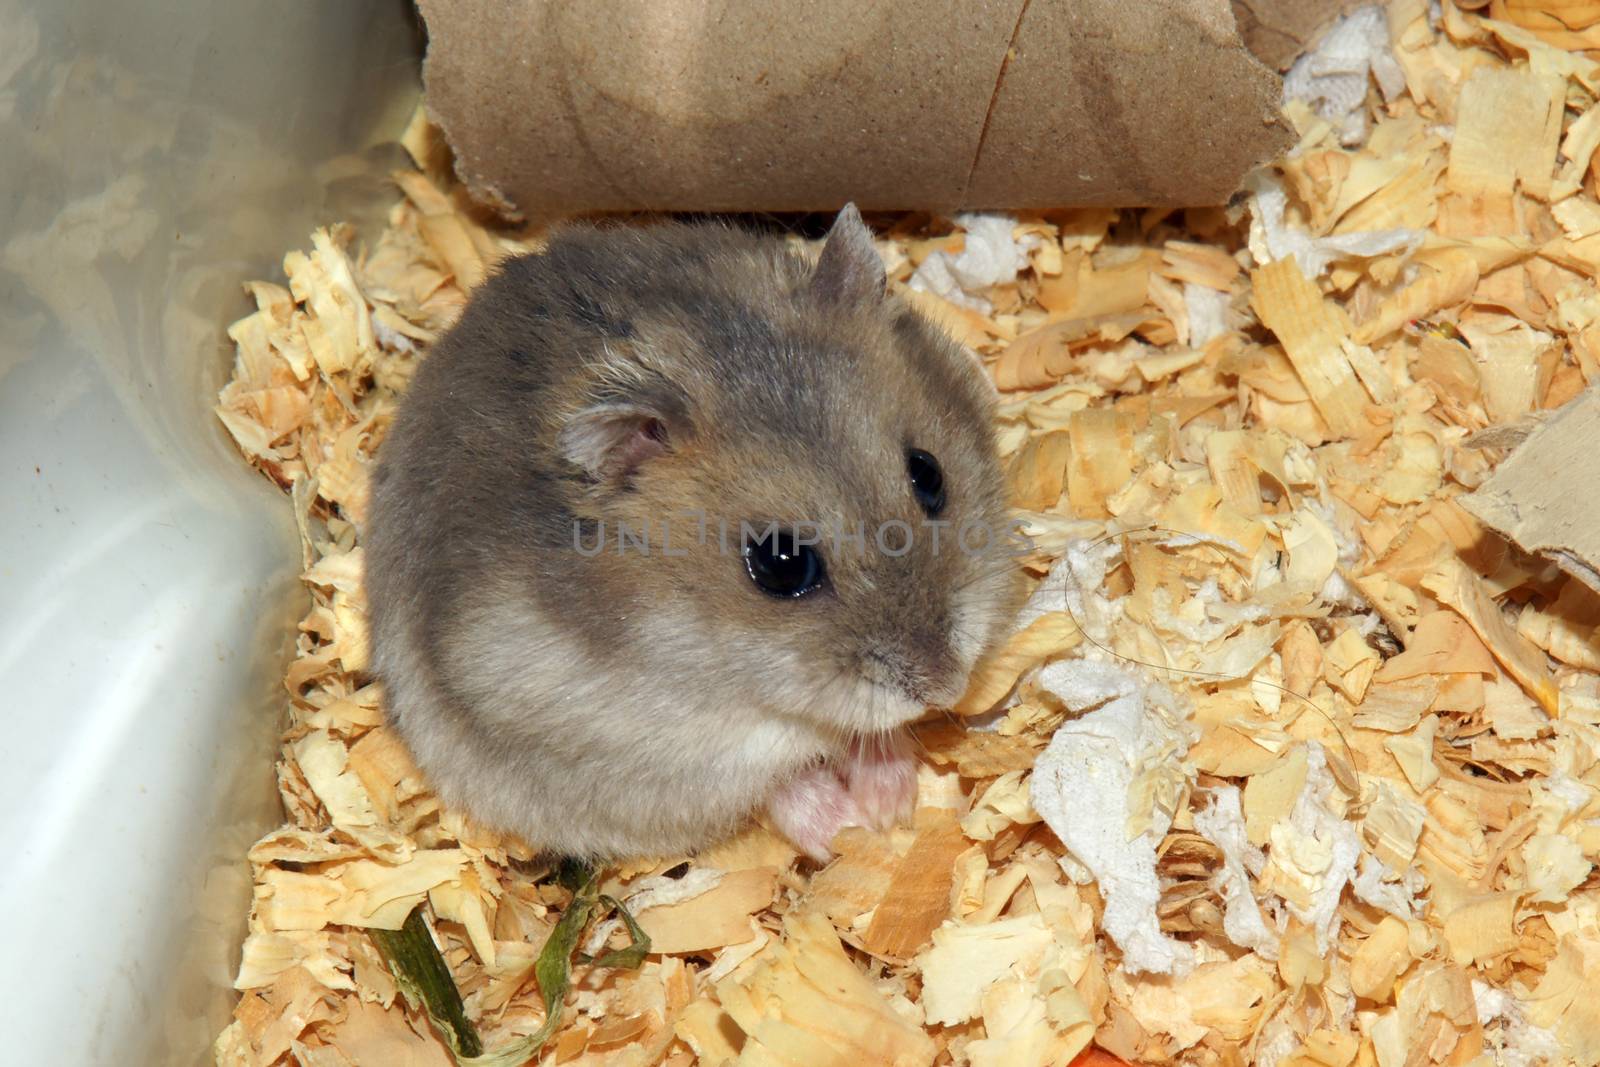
[0,3,421,1062]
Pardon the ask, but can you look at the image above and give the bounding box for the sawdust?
[214,5,1600,1064]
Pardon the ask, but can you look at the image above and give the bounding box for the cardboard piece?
[1230,0,1364,69]
[1462,385,1600,595]
[415,0,1314,218]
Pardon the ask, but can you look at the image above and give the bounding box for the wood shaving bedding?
[214,4,1600,1063]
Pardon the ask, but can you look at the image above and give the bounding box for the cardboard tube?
[416,0,1343,218]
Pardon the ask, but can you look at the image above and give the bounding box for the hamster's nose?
[904,628,966,707]
[863,631,962,708]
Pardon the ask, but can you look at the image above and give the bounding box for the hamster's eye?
[906,448,945,516]
[744,529,825,598]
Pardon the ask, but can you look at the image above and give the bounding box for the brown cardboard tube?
[1230,0,1361,70]
[415,0,1343,219]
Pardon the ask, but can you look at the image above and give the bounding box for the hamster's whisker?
[871,729,894,763]
[947,559,1027,597]
[794,662,858,749]
[906,727,937,764]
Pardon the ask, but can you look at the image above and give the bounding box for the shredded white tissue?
[1020,540,1110,642]
[909,214,1040,314]
[1184,282,1230,347]
[1029,544,1196,976]
[1193,786,1280,960]
[1308,496,1367,608]
[1473,980,1564,1067]
[967,546,1102,737]
[1014,554,1077,632]
[1267,742,1362,952]
[1253,1019,1305,1067]
[1030,658,1194,975]
[1246,172,1422,279]
[372,316,419,354]
[1350,853,1423,920]
[1057,537,1122,643]
[1530,772,1593,829]
[1283,6,1406,146]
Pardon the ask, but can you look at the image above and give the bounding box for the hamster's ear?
[810,202,884,308]
[559,402,670,483]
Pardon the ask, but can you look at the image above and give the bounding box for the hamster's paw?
[844,731,918,831]
[767,764,864,863]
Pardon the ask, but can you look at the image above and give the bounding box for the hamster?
[364,205,1021,862]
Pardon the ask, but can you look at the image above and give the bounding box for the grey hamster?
[364,205,1021,861]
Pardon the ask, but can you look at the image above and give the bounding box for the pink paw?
[767,763,864,862]
[844,731,918,831]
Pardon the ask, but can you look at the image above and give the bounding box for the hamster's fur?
[365,206,1020,860]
